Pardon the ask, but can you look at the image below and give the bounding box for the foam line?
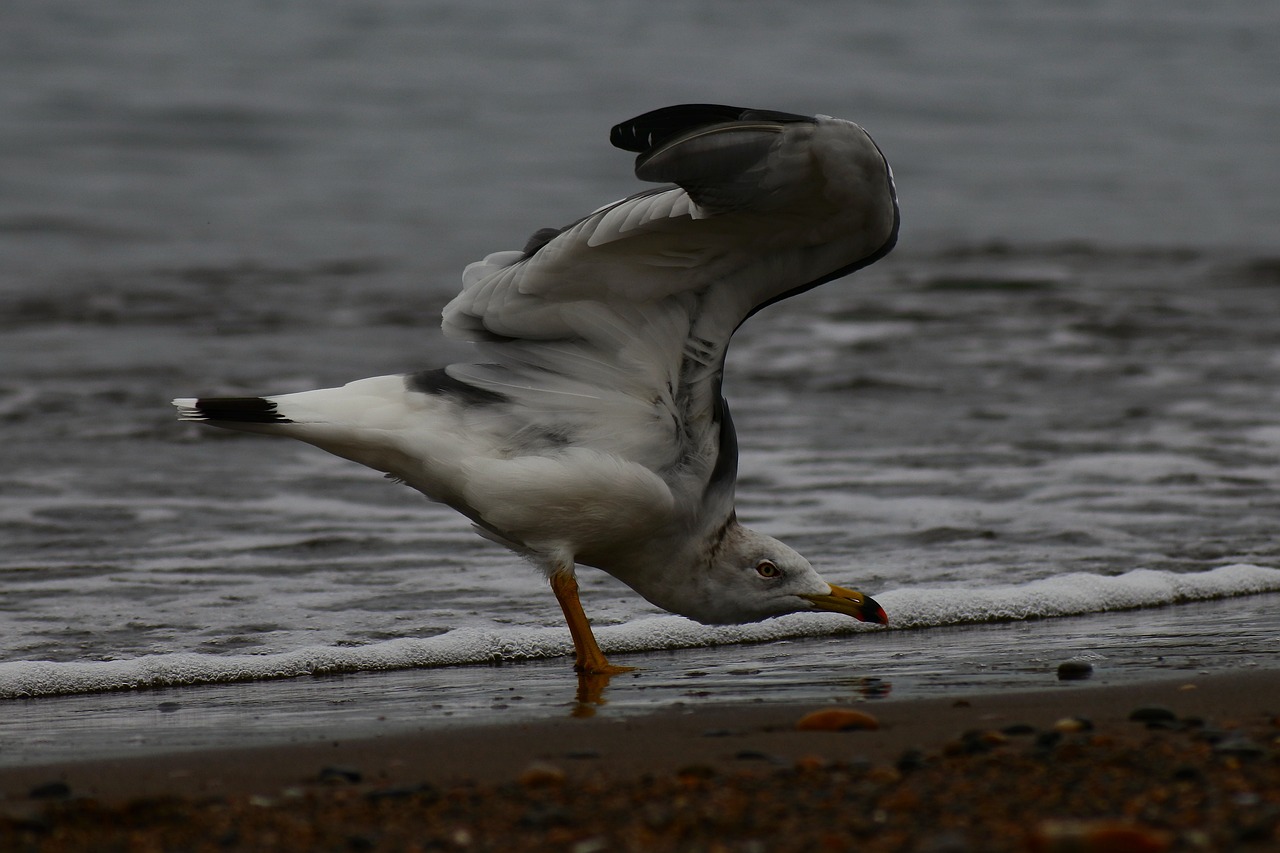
[3,564,1277,699]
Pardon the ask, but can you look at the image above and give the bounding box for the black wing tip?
[609,104,815,154]
[174,396,291,423]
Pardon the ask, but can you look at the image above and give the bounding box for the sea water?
[2,1,1278,761]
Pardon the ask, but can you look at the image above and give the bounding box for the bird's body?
[176,104,898,673]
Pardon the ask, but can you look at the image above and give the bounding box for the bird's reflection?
[566,669,892,718]
[571,671,616,717]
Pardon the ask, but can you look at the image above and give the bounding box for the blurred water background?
[2,0,1278,761]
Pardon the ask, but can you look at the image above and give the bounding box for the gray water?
[2,1,1279,761]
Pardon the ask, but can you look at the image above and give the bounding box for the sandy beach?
[3,669,1277,851]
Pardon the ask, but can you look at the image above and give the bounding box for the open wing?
[439,104,899,511]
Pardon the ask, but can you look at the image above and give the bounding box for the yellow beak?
[800,583,888,625]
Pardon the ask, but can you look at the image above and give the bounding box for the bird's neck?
[590,512,739,622]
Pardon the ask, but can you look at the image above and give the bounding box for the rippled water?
[2,1,1278,753]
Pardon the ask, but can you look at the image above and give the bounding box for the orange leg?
[549,572,635,675]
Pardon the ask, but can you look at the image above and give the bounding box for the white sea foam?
[3,564,1276,699]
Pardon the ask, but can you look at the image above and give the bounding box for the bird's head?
[665,522,888,627]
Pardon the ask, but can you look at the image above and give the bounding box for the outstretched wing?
[440,104,899,512]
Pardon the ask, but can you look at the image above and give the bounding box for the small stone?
[1128,706,1177,724]
[1001,723,1037,736]
[571,838,608,853]
[896,748,928,773]
[518,761,566,787]
[1030,819,1173,853]
[1033,731,1063,752]
[1056,660,1094,681]
[158,701,182,713]
[318,765,363,785]
[1053,717,1094,733]
[28,781,71,800]
[795,708,880,732]
[1213,734,1265,760]
[946,730,1004,756]
[975,729,1009,746]
[866,764,902,784]
[1192,726,1229,745]
[675,764,717,781]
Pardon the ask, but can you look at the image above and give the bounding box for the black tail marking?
[192,397,291,423]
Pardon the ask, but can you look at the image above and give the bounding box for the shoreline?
[3,668,1278,850]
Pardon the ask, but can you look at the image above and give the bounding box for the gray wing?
[439,104,899,510]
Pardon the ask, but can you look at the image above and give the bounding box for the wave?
[4,564,1277,699]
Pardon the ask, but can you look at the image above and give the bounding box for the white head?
[629,521,887,627]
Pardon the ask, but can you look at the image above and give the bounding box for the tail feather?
[173,396,292,424]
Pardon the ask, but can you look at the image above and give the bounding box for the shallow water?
[2,0,1279,753]
[2,593,1276,767]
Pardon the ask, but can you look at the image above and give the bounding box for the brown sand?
[3,670,1278,851]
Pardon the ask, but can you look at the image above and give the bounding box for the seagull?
[175,103,899,675]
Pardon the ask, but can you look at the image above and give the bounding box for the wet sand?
[3,669,1277,851]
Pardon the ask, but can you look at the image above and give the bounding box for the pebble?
[674,764,716,781]
[518,761,566,787]
[1056,661,1094,681]
[1128,706,1177,725]
[945,730,1007,756]
[865,764,902,785]
[1053,717,1094,734]
[317,766,363,785]
[28,781,71,800]
[1193,725,1230,745]
[571,838,608,853]
[1033,731,1063,752]
[1030,818,1173,852]
[1213,734,1265,760]
[896,748,929,773]
[795,708,880,732]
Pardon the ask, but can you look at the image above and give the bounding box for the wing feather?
[438,105,899,507]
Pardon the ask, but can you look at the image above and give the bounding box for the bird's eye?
[756,560,781,579]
